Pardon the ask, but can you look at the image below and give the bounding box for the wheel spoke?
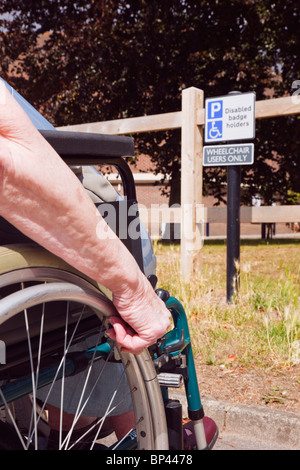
[0,258,168,450]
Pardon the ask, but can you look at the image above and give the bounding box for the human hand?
[106,277,171,354]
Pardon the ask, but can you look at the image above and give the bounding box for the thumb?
[106,317,148,354]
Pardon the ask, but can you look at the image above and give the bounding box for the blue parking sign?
[205,92,255,143]
[207,100,223,120]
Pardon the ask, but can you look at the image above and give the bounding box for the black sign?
[203,143,254,167]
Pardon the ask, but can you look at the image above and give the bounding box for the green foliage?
[0,0,299,204]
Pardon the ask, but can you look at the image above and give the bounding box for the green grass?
[154,239,300,370]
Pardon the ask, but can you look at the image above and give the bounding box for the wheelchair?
[0,129,218,451]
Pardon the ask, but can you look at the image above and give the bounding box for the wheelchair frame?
[0,130,212,450]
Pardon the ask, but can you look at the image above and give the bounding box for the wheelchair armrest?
[40,129,134,159]
[40,129,137,200]
[39,129,144,272]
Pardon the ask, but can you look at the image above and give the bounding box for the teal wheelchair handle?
[155,290,204,420]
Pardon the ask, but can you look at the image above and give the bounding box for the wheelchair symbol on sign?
[208,120,223,140]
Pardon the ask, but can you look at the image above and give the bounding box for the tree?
[237,0,300,206]
[0,0,298,205]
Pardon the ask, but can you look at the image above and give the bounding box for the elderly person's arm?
[0,80,170,354]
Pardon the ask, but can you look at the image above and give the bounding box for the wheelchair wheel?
[0,244,168,450]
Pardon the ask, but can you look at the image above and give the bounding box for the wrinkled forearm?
[0,82,171,353]
[0,131,141,298]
